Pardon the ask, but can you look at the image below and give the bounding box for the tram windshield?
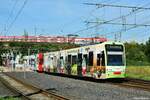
[107,54,124,66]
[105,44,125,66]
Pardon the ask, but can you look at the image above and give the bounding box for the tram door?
[82,54,88,75]
[77,53,82,76]
[38,53,43,72]
[67,55,71,75]
[71,55,77,75]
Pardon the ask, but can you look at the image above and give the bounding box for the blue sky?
[0,0,150,42]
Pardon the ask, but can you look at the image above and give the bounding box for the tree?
[125,41,148,65]
[145,37,150,62]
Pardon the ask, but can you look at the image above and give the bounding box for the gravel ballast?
[6,72,150,100]
[0,77,16,97]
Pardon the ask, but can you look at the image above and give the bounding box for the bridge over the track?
[0,36,107,45]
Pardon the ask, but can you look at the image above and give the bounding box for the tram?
[31,41,126,79]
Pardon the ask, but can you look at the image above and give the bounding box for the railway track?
[110,78,150,92]
[44,71,150,92]
[0,72,69,100]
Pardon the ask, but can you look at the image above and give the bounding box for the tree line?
[0,38,150,66]
[125,38,150,66]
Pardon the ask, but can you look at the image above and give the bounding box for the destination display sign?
[105,45,123,51]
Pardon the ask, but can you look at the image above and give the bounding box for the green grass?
[126,66,150,80]
[0,97,20,100]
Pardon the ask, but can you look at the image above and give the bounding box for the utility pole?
[24,48,30,79]
[34,26,37,36]
[95,18,100,37]
[34,26,37,42]
[114,33,117,42]
[119,32,122,42]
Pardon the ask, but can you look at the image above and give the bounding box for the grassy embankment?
[126,66,150,80]
[0,97,20,100]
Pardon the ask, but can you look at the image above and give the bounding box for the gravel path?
[6,72,150,100]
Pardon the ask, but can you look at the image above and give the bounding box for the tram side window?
[67,55,71,64]
[72,56,77,65]
[102,51,105,66]
[97,54,101,66]
[88,52,93,66]
[65,56,67,63]
[60,56,64,66]
[60,56,63,59]
[60,56,63,63]
[77,53,82,66]
[97,52,105,66]
[83,54,88,66]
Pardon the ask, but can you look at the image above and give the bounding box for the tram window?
[54,56,57,61]
[97,54,101,66]
[60,56,63,59]
[65,56,67,62]
[54,56,57,64]
[60,56,64,67]
[68,55,71,64]
[102,51,105,66]
[72,55,77,65]
[88,52,93,66]
[60,57,63,64]
[83,54,88,66]
[107,55,123,66]
[77,53,82,65]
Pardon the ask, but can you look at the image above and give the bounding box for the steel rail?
[111,78,150,92]
[0,72,70,100]
[0,74,31,100]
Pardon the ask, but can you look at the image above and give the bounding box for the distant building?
[0,36,107,44]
